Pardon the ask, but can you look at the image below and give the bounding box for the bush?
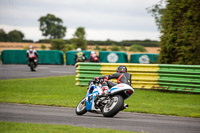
[121,45,127,51]
[41,44,46,50]
[65,44,75,51]
[129,44,147,52]
[101,47,107,51]
[94,45,100,50]
[50,39,66,51]
[110,44,120,51]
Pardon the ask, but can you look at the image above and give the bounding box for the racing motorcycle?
[75,80,134,117]
[28,57,38,71]
[91,56,100,62]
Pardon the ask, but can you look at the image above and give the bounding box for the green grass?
[0,75,200,117]
[0,121,136,133]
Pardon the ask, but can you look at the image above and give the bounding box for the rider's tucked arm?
[107,73,120,80]
[35,52,39,58]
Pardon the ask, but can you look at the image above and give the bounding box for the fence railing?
[76,62,200,93]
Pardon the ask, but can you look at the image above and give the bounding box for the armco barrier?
[76,63,200,93]
[1,50,64,65]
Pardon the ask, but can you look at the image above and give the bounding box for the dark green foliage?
[87,39,160,47]
[41,44,46,50]
[121,45,127,51]
[22,39,34,43]
[38,14,66,39]
[7,30,24,42]
[158,0,200,64]
[37,39,52,43]
[0,29,7,42]
[101,47,107,51]
[0,29,33,42]
[110,44,120,51]
[50,39,66,51]
[65,44,74,51]
[94,45,100,50]
[72,27,87,50]
[129,44,147,52]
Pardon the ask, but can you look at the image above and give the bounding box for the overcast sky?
[0,0,161,42]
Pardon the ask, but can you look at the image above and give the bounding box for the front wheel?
[102,95,124,117]
[75,97,87,115]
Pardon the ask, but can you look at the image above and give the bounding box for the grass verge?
[0,75,200,117]
[0,121,136,133]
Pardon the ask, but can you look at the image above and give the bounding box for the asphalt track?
[0,103,200,133]
[0,64,76,79]
[0,64,200,133]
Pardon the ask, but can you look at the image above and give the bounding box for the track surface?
[0,64,76,79]
[0,64,200,133]
[0,103,200,133]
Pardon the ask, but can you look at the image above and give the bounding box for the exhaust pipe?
[124,104,128,109]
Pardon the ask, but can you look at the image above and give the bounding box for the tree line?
[0,29,33,42]
[148,0,200,65]
[0,13,159,51]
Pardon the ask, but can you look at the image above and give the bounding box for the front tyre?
[102,95,124,117]
[75,97,87,115]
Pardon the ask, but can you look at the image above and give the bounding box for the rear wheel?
[75,97,87,115]
[30,62,35,71]
[102,95,124,117]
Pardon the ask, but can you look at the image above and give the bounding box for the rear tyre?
[102,95,124,117]
[75,97,87,115]
[30,62,35,71]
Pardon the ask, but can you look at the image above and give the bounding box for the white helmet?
[29,45,33,49]
[77,48,81,52]
[91,51,96,54]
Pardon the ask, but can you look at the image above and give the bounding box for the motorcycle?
[75,80,134,117]
[28,57,38,71]
[91,56,100,62]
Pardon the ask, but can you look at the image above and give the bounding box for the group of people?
[26,46,99,68]
[27,46,132,97]
[74,48,99,63]
[75,48,132,97]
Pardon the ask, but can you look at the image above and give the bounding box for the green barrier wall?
[66,50,91,65]
[130,54,159,63]
[2,50,27,64]
[99,51,128,63]
[37,50,64,65]
[1,50,64,65]
[76,63,200,93]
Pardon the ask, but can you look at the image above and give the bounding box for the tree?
[0,29,7,42]
[39,14,66,39]
[73,27,87,50]
[7,30,24,42]
[149,0,200,65]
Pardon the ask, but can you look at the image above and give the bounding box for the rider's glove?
[94,77,99,81]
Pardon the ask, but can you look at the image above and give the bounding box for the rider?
[89,51,99,62]
[94,65,132,96]
[75,48,86,63]
[27,45,39,66]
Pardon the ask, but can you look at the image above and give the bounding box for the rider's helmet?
[29,45,33,53]
[91,51,96,54]
[116,65,127,73]
[77,48,81,52]
[29,45,33,49]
